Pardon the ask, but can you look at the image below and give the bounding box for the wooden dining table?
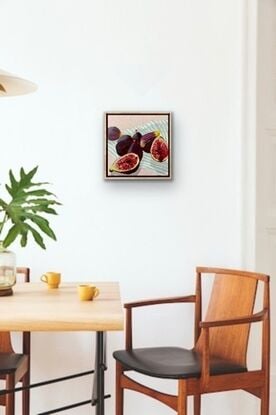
[0,282,124,414]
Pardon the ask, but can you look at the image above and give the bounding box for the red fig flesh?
[151,137,169,162]
[109,153,140,174]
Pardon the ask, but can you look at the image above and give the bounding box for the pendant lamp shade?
[0,69,37,97]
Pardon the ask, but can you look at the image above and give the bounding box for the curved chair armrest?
[200,309,268,329]
[125,295,196,350]
[124,295,196,309]
[199,309,269,389]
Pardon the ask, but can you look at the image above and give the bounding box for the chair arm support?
[199,309,268,329]
[124,295,196,309]
[124,295,196,350]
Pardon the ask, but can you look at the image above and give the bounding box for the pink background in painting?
[108,114,167,132]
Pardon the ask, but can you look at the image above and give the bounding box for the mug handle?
[40,274,48,283]
[94,288,100,298]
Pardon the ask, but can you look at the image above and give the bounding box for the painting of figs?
[105,112,171,180]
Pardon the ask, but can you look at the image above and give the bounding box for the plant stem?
[0,213,8,240]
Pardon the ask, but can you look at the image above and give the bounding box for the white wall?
[0,1,251,414]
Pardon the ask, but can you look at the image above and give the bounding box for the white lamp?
[0,69,37,97]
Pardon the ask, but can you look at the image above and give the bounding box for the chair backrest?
[0,267,30,353]
[195,267,269,366]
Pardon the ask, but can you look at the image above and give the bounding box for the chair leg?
[261,383,269,415]
[116,361,124,415]
[22,370,30,415]
[194,394,201,415]
[177,380,187,415]
[6,373,15,415]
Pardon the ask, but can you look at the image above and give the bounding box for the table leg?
[92,332,106,415]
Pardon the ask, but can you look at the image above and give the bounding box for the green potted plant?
[0,166,60,295]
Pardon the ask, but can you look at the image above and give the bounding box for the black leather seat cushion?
[113,347,247,379]
[0,353,27,375]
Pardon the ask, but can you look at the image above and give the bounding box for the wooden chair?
[0,267,31,415]
[113,267,270,415]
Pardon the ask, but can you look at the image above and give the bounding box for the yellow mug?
[78,284,100,301]
[41,272,61,289]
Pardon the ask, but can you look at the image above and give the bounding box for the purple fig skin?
[116,135,133,156]
[108,126,121,141]
[142,141,153,153]
[132,131,142,145]
[140,131,160,153]
[128,140,143,160]
[116,131,143,159]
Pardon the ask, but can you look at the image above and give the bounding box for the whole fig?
[115,131,143,160]
[116,135,133,156]
[132,131,142,145]
[108,126,121,141]
[128,140,143,161]
[140,131,160,152]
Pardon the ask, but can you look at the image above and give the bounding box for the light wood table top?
[0,282,124,332]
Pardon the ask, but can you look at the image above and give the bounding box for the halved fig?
[151,137,169,162]
[109,153,140,174]
[140,131,160,153]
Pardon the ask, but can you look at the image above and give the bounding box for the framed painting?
[104,112,171,180]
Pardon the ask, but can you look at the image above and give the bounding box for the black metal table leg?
[93,332,106,415]
[0,331,110,414]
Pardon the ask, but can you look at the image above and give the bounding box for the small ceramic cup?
[40,272,61,289]
[78,284,100,301]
